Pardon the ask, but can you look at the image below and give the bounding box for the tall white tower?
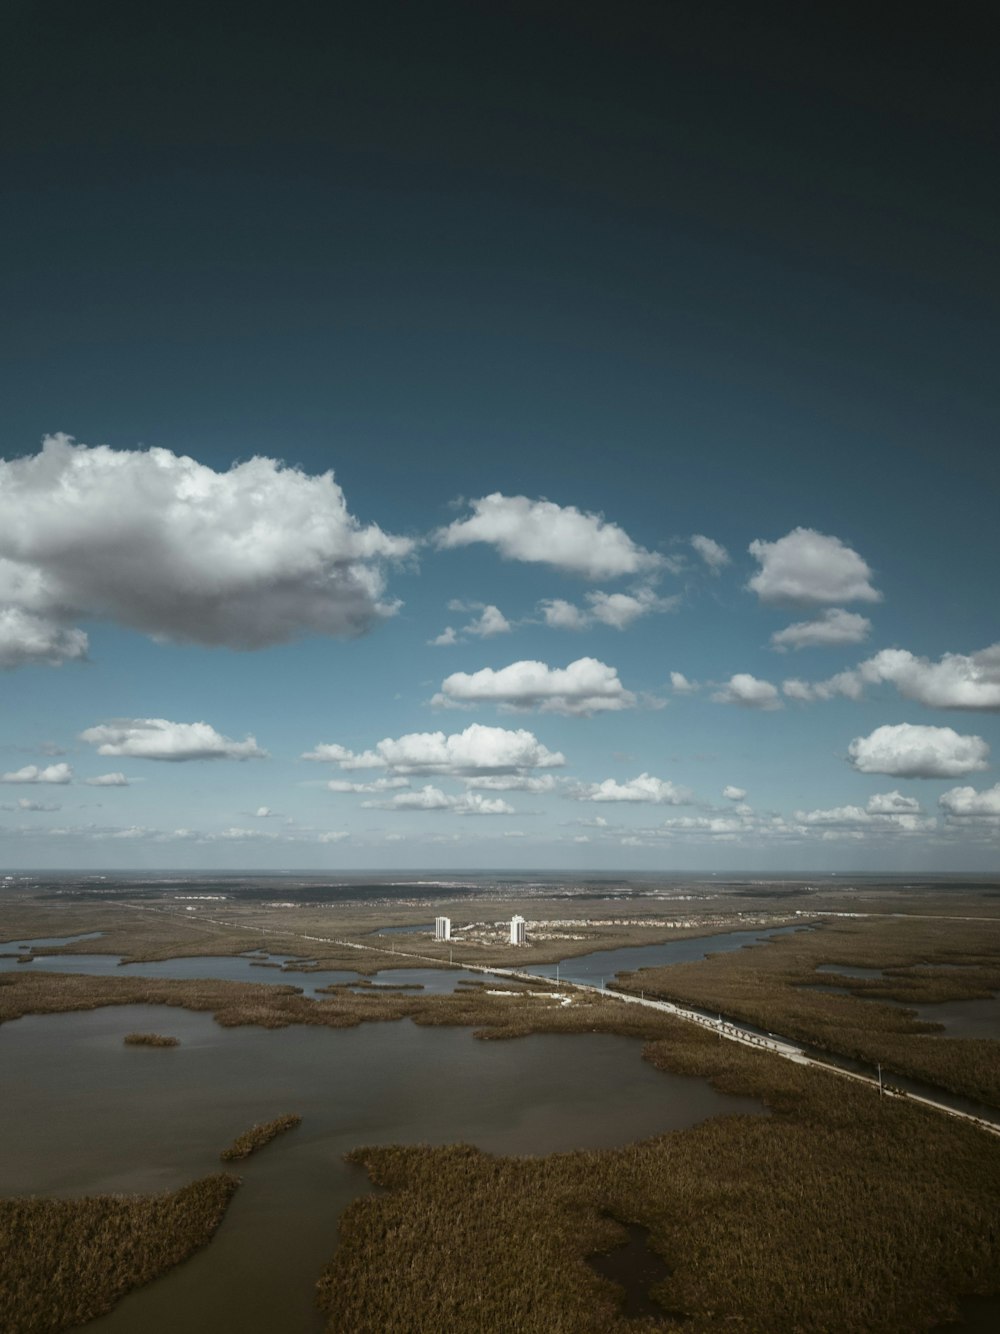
[435,916,451,942]
[509,914,526,946]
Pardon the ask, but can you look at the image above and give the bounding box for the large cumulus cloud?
[0,434,412,662]
[847,723,989,778]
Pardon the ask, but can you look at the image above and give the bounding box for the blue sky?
[1,3,997,870]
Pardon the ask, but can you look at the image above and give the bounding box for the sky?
[1,2,998,872]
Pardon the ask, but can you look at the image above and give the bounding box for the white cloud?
[1,763,73,784]
[302,743,383,768]
[326,777,411,794]
[0,607,89,670]
[690,534,730,571]
[304,724,565,776]
[540,588,675,632]
[866,790,922,815]
[585,588,677,629]
[792,802,933,835]
[318,830,351,843]
[3,798,62,812]
[847,723,990,778]
[540,599,589,630]
[430,626,459,647]
[782,671,865,702]
[748,528,881,606]
[363,785,515,815]
[0,434,412,658]
[434,657,636,716]
[463,774,557,792]
[84,773,129,787]
[573,774,694,805]
[794,804,872,826]
[80,718,267,762]
[771,608,872,651]
[722,785,747,800]
[712,674,783,710]
[857,645,1000,710]
[938,783,1000,820]
[255,806,274,817]
[435,493,662,579]
[466,605,511,637]
[670,671,698,693]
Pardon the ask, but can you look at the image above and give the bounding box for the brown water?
[0,1003,764,1332]
[586,1221,676,1320]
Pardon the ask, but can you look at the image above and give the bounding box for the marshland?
[2,872,1000,1331]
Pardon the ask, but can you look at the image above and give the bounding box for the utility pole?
[877,1062,883,1097]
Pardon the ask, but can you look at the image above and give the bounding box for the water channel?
[1,1001,765,1332]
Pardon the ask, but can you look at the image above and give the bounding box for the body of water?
[0,1003,764,1333]
[522,923,804,988]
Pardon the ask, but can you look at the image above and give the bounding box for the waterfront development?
[2,872,1000,1331]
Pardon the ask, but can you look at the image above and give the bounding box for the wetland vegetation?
[123,1031,179,1047]
[220,1114,303,1162]
[613,913,1000,1107]
[320,1028,1000,1332]
[4,875,1000,1331]
[0,1174,238,1334]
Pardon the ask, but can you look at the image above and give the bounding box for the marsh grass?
[123,1032,179,1047]
[318,1033,1000,1333]
[220,1114,302,1161]
[0,1174,238,1334]
[613,915,1000,1106]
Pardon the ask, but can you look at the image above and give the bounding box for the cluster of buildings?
[435,914,527,946]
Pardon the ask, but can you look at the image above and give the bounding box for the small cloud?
[771,609,872,651]
[748,528,881,606]
[1,762,73,784]
[435,493,663,579]
[572,774,694,805]
[363,785,515,815]
[722,785,747,800]
[80,718,267,762]
[712,674,783,710]
[84,773,129,787]
[430,626,459,647]
[433,657,636,716]
[466,605,511,637]
[690,535,730,571]
[670,671,698,693]
[540,588,676,632]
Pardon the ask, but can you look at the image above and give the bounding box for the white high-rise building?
[435,916,451,942]
[510,914,526,946]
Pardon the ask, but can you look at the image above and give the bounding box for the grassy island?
[0,1174,238,1334]
[220,1113,303,1161]
[319,1031,1000,1333]
[123,1031,180,1047]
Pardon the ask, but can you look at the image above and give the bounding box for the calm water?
[806,966,1000,1041]
[0,946,511,999]
[0,1004,764,1333]
[523,923,804,987]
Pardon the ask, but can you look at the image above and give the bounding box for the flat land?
[3,873,1000,1331]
